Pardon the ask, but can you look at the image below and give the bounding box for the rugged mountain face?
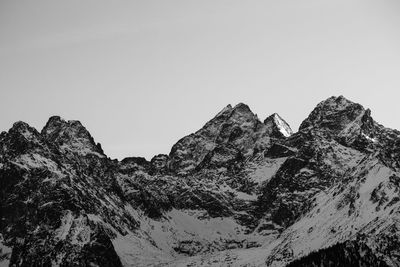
[169,103,291,174]
[1,96,400,267]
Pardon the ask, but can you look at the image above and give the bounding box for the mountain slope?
[1,96,400,267]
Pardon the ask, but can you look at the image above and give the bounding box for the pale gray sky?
[1,0,400,160]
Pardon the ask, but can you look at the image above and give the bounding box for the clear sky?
[1,0,400,160]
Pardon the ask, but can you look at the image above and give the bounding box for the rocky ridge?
[1,96,400,266]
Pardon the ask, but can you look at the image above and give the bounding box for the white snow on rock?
[167,246,268,267]
[248,157,287,184]
[113,233,173,267]
[13,153,60,172]
[0,234,12,267]
[362,132,377,143]
[219,183,257,201]
[55,211,74,241]
[60,143,104,157]
[157,148,400,267]
[53,211,93,246]
[260,161,399,267]
[112,209,268,266]
[272,113,293,137]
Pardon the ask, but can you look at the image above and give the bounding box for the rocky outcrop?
[42,116,105,157]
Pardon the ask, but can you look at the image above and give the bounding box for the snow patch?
[0,234,12,267]
[113,209,265,266]
[55,211,74,241]
[359,164,391,194]
[60,144,104,157]
[272,114,293,137]
[12,153,63,176]
[113,233,173,267]
[249,157,287,184]
[220,183,257,201]
[362,133,377,143]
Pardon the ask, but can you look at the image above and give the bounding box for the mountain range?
[1,96,400,266]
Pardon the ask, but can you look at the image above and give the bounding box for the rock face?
[42,116,105,157]
[1,96,400,267]
[169,103,292,174]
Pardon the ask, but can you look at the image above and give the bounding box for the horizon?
[1,1,400,160]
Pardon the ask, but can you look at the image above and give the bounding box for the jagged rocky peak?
[168,103,294,174]
[231,102,260,122]
[42,115,80,136]
[0,121,46,156]
[41,115,104,157]
[203,103,257,135]
[264,113,293,138]
[214,102,256,120]
[168,103,262,173]
[8,121,40,140]
[232,102,253,114]
[299,95,376,140]
[215,103,260,142]
[316,95,356,110]
[215,104,232,117]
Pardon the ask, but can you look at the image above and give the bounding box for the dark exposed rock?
[150,154,169,174]
[285,240,389,267]
[265,143,296,158]
[42,115,105,157]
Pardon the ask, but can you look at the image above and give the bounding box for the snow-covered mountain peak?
[264,113,293,138]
